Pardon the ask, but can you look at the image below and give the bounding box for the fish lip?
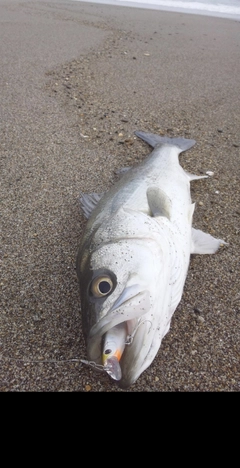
[118,317,153,388]
[117,376,136,389]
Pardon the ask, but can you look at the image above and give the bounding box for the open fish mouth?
[102,318,152,382]
[82,315,152,384]
[85,288,152,381]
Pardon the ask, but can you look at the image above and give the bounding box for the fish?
[76,131,226,388]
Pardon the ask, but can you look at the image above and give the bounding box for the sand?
[0,0,239,391]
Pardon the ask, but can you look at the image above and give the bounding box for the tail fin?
[135,131,196,152]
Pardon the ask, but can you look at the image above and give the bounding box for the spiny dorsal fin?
[79,192,104,219]
[115,166,131,177]
[147,187,171,220]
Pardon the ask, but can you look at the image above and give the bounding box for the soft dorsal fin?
[185,171,208,181]
[79,192,104,219]
[115,166,131,177]
[147,187,171,219]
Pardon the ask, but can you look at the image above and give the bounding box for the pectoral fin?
[191,228,227,254]
[147,187,171,219]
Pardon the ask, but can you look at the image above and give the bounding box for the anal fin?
[191,228,227,254]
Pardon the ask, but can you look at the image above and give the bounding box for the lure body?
[102,322,127,380]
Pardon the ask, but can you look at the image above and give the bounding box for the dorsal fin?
[147,187,171,219]
[79,192,104,219]
[185,171,208,181]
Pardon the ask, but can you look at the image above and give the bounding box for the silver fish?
[76,131,226,388]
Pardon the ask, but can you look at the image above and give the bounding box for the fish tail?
[135,131,196,152]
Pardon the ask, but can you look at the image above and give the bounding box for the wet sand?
[1,0,239,391]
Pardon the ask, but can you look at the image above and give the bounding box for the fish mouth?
[86,287,151,377]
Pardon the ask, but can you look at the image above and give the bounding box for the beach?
[0,0,239,391]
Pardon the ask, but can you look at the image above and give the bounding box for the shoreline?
[1,0,239,391]
[70,0,240,21]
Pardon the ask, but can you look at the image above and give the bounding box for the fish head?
[77,213,172,388]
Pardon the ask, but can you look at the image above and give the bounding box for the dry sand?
[1,0,239,391]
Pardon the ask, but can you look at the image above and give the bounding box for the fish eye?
[91,276,114,297]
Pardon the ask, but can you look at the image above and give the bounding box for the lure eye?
[91,276,114,297]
